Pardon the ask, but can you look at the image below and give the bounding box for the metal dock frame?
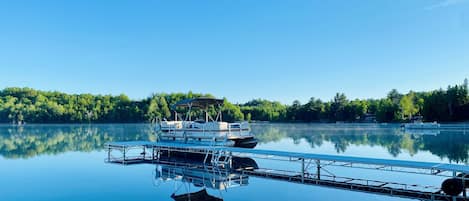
[105,141,469,201]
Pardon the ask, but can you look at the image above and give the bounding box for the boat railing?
[226,122,250,137]
[159,121,252,141]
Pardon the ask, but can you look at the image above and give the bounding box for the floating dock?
[105,141,469,201]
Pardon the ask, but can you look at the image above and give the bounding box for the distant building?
[410,115,424,123]
[361,114,377,123]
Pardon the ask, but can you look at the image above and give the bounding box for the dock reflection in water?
[153,156,256,201]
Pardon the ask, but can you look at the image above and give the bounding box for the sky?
[0,0,468,104]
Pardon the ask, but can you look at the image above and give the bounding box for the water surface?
[1,123,468,201]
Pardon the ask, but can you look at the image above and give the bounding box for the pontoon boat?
[156,98,258,148]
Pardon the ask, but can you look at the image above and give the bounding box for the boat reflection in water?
[170,189,221,201]
[153,156,258,201]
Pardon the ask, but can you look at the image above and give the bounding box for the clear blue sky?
[0,0,468,104]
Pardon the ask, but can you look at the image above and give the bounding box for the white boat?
[402,115,440,130]
[156,98,258,148]
[403,121,440,130]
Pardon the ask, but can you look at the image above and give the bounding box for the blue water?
[0,123,468,201]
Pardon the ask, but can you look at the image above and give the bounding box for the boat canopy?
[172,98,224,110]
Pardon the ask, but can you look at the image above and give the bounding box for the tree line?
[0,79,468,124]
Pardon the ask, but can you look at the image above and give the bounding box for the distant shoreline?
[1,122,469,126]
[1,81,468,124]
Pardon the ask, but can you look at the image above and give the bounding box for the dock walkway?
[105,141,469,201]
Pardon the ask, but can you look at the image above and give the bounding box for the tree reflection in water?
[0,124,156,159]
[253,123,469,163]
[0,123,468,163]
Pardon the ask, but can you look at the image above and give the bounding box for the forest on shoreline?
[1,79,468,124]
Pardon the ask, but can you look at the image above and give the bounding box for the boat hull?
[233,137,258,148]
[158,136,258,148]
[158,153,258,170]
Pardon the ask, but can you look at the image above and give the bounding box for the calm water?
[1,123,468,201]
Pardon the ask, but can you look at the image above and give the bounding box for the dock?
[105,141,469,201]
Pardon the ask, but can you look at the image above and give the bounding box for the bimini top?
[172,97,224,110]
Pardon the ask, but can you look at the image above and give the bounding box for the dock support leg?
[228,152,233,169]
[157,148,160,162]
[462,174,467,198]
[301,158,305,183]
[123,148,126,164]
[316,160,321,180]
[107,147,111,162]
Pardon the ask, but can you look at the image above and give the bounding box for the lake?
[1,123,468,201]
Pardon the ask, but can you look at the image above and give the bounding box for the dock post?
[107,147,111,162]
[463,174,467,198]
[157,148,160,162]
[301,158,305,183]
[123,148,126,165]
[316,160,321,180]
[229,152,233,169]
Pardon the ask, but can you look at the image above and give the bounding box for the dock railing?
[104,141,469,201]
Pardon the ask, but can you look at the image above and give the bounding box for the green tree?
[145,98,161,122]
[399,93,418,120]
[222,100,244,122]
[330,93,348,121]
